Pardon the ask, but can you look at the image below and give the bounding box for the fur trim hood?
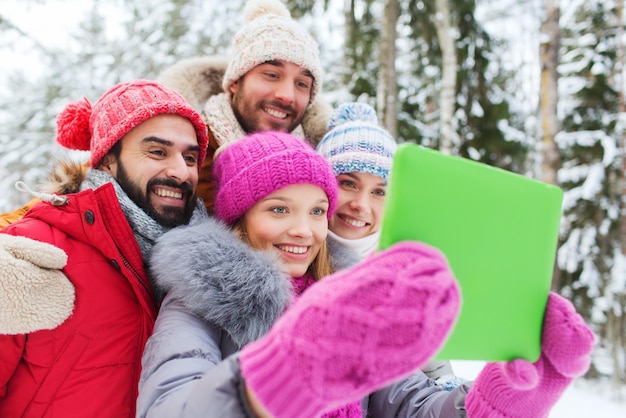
[150,217,359,348]
[156,56,332,147]
[40,157,89,196]
[10,157,88,208]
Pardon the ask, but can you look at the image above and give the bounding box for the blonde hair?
[232,218,334,281]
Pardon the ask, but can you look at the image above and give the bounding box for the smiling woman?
[316,102,397,258]
[237,184,329,278]
[137,129,464,418]
[137,127,593,418]
[214,130,338,281]
[316,102,467,387]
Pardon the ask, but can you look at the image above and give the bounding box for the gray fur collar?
[150,217,359,348]
[156,55,332,147]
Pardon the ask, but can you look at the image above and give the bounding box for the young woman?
[316,102,397,258]
[137,131,594,418]
[317,102,463,386]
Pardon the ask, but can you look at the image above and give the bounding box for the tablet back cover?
[378,143,563,361]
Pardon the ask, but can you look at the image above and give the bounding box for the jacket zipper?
[119,252,152,297]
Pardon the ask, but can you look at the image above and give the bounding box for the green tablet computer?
[378,143,563,362]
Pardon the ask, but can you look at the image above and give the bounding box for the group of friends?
[0,0,594,417]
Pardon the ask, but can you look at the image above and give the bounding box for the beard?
[115,160,196,228]
[230,81,303,134]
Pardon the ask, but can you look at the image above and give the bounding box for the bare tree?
[377,0,398,137]
[434,0,457,154]
[539,0,561,186]
[539,0,562,296]
[342,0,357,87]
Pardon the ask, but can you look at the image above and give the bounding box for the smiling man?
[0,0,328,227]
[156,0,329,214]
[99,114,202,228]
[0,79,209,417]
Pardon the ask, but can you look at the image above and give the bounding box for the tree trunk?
[434,0,457,154]
[540,0,562,294]
[617,0,626,255]
[539,0,561,186]
[377,0,398,138]
[343,0,357,86]
[615,0,626,386]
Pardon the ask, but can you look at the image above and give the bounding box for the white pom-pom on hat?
[244,0,290,22]
[326,102,379,132]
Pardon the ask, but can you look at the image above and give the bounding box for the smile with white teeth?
[154,189,183,199]
[264,107,288,119]
[342,216,367,227]
[277,245,308,254]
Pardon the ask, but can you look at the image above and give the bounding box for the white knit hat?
[222,0,322,103]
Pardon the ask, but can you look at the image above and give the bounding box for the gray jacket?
[137,217,470,417]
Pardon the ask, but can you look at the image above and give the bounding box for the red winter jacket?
[0,182,157,417]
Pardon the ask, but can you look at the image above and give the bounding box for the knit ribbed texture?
[213,131,337,226]
[465,292,594,418]
[321,401,362,418]
[316,102,397,181]
[55,80,209,171]
[240,241,461,418]
[291,274,363,418]
[222,0,322,102]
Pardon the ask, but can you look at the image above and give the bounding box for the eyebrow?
[142,136,201,153]
[263,195,329,205]
[263,60,314,80]
[341,172,387,187]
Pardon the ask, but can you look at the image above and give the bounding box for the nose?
[274,79,295,105]
[165,154,193,183]
[288,215,314,239]
[349,191,370,213]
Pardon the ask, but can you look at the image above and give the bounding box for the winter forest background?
[1,0,625,400]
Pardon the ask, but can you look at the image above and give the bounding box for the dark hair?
[107,140,123,159]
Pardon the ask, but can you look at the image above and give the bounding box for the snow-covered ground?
[452,361,625,417]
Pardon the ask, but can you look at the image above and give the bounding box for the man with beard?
[0,0,328,224]
[156,0,331,213]
[0,79,209,418]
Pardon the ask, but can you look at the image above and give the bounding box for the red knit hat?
[55,80,209,171]
[214,131,337,226]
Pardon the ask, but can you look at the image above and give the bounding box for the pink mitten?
[466,292,594,418]
[240,241,461,418]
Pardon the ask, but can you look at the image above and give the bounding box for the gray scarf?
[81,169,208,284]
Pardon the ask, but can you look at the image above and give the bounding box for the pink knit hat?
[214,131,337,226]
[55,79,209,171]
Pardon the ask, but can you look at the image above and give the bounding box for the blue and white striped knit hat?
[316,102,397,181]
